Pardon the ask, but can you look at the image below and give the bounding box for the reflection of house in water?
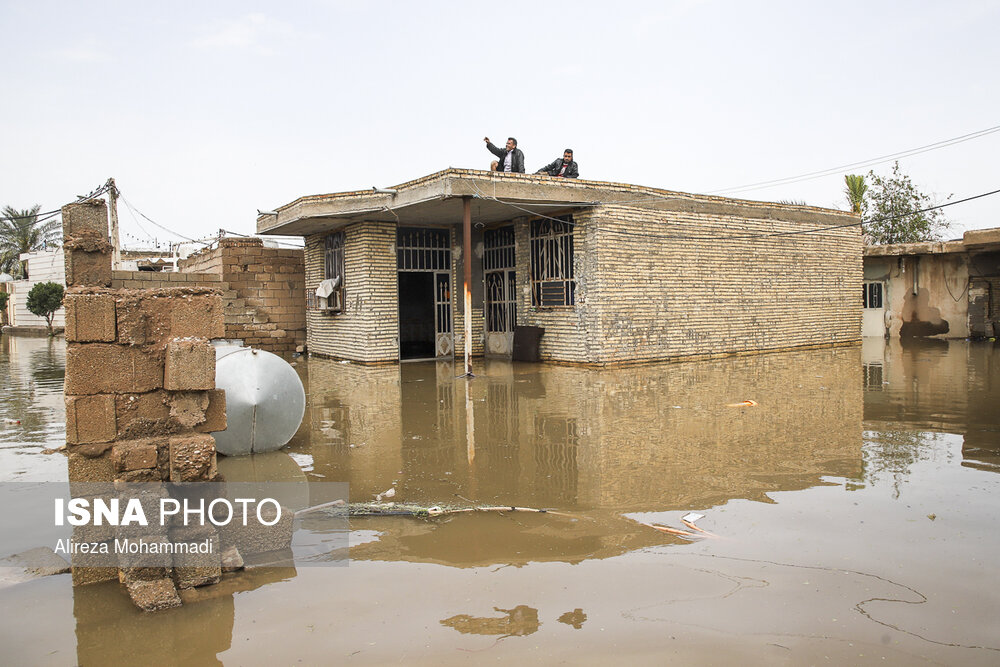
[862,338,1000,473]
[290,346,864,517]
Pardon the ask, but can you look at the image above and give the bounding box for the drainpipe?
[462,196,473,377]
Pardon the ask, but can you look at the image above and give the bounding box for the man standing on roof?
[536,149,579,178]
[485,137,525,173]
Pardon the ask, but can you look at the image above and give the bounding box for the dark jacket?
[536,158,579,178]
[486,142,525,173]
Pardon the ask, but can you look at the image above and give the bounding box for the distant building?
[257,169,862,364]
[2,248,66,331]
[862,228,1000,338]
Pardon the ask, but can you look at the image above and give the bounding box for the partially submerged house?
[862,227,1000,338]
[257,169,862,365]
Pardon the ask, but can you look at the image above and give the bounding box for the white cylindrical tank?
[212,345,306,456]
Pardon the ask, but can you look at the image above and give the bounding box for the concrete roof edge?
[257,168,859,235]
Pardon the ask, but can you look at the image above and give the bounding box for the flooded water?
[1,334,999,665]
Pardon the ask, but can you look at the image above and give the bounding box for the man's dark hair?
[564,148,573,155]
[508,137,517,147]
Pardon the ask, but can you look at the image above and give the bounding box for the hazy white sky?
[2,0,997,247]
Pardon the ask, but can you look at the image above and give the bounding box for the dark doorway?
[399,272,435,359]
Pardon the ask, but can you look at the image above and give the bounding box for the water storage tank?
[212,345,306,456]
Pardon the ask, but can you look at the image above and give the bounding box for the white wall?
[7,249,66,328]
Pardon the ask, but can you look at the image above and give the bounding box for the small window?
[863,282,883,309]
[309,231,344,313]
[530,216,575,307]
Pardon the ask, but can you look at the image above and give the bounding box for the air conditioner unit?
[324,289,343,313]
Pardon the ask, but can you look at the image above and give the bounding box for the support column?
[462,196,473,376]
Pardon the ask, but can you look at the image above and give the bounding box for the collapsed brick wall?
[179,238,305,355]
[304,222,399,362]
[61,200,230,610]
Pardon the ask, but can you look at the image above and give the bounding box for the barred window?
[325,232,345,283]
[862,282,882,309]
[530,216,575,307]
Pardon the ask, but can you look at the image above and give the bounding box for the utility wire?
[475,186,1000,242]
[707,124,1000,195]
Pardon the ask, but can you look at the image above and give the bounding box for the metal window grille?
[397,228,450,271]
[862,282,883,309]
[530,216,575,307]
[484,226,516,332]
[325,232,344,282]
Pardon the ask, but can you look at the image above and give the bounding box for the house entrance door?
[397,227,453,360]
[484,226,516,357]
[862,281,887,337]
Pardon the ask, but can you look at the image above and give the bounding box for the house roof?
[256,168,857,237]
[863,227,1000,257]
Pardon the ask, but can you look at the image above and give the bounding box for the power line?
[707,124,1000,195]
[117,192,205,244]
[475,186,1000,243]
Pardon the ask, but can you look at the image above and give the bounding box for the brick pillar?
[61,205,229,608]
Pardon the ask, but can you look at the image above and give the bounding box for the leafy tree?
[0,205,62,279]
[857,162,950,245]
[26,281,64,335]
[0,290,9,326]
[843,174,867,215]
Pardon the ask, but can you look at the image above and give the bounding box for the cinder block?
[67,451,113,484]
[61,200,107,240]
[168,433,217,482]
[112,438,160,473]
[65,247,112,287]
[115,391,170,437]
[170,295,225,340]
[172,534,221,589]
[195,389,227,433]
[164,340,215,391]
[168,391,209,427]
[126,577,182,611]
[65,395,116,445]
[65,344,164,395]
[64,293,116,342]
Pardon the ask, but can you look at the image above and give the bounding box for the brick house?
[257,169,862,365]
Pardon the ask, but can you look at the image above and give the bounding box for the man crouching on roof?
[536,149,579,178]
[485,136,525,173]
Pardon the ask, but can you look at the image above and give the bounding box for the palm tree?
[0,205,62,279]
[844,174,867,215]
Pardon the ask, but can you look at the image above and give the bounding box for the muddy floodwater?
[1,333,999,665]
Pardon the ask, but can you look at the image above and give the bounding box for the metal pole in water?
[462,196,473,377]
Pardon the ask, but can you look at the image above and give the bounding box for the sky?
[2,0,998,249]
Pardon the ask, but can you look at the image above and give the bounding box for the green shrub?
[26,281,64,335]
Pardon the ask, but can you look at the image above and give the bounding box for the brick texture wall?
[517,203,861,364]
[304,222,399,362]
[299,200,860,365]
[178,238,306,354]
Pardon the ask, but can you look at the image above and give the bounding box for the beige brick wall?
[305,222,399,362]
[177,239,306,354]
[578,204,861,364]
[300,201,860,365]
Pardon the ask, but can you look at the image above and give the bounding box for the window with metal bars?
[396,228,450,271]
[862,282,883,309]
[530,216,575,307]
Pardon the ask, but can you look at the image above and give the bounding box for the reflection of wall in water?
[301,357,402,495]
[863,338,1000,471]
[504,347,864,511]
